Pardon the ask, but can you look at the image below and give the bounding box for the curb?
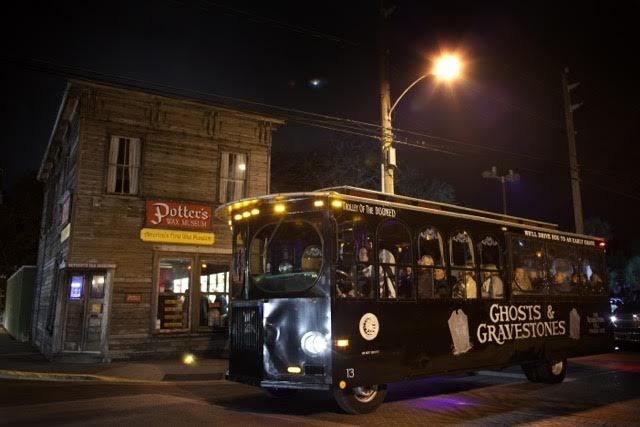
[0,369,159,383]
[0,369,227,383]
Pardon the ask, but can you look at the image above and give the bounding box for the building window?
[199,263,229,328]
[219,152,247,203]
[107,136,140,195]
[156,258,191,331]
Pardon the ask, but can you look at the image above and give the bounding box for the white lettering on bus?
[479,304,566,345]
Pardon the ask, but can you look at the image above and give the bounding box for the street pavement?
[2,327,640,425]
[0,327,227,383]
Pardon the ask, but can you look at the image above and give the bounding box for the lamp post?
[482,166,520,214]
[380,54,462,194]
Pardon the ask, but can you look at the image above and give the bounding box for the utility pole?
[379,0,395,194]
[482,166,520,215]
[561,67,584,234]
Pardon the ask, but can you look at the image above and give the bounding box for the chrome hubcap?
[353,385,378,403]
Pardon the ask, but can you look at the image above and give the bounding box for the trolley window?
[510,236,546,295]
[417,227,444,299]
[378,220,413,300]
[336,217,374,299]
[548,243,579,295]
[581,248,607,295]
[479,235,504,300]
[249,220,323,293]
[449,231,478,300]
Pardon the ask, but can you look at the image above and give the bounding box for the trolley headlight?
[610,315,618,324]
[300,331,328,357]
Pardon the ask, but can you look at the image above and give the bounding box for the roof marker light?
[242,211,251,218]
[251,208,260,215]
[274,204,286,213]
[331,200,343,208]
[233,214,242,221]
[314,200,324,207]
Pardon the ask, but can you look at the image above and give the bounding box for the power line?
[9,56,640,202]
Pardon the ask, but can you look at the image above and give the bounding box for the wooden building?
[32,80,282,360]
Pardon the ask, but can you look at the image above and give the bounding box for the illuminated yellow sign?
[140,228,215,245]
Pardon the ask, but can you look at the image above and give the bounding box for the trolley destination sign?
[343,202,396,218]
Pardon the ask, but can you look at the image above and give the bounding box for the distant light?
[182,353,196,365]
[501,227,508,232]
[233,202,242,210]
[234,214,242,221]
[536,251,543,258]
[339,380,347,389]
[314,200,324,207]
[202,263,207,269]
[242,211,251,218]
[228,220,232,226]
[614,346,620,351]
[309,78,322,88]
[251,208,260,215]
[599,241,606,248]
[610,315,618,323]
[238,164,246,171]
[287,366,302,374]
[274,204,286,213]
[433,54,462,81]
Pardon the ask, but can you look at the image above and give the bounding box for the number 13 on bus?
[216,186,612,414]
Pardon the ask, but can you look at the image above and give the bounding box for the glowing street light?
[381,53,463,194]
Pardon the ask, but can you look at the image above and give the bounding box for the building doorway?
[62,271,107,352]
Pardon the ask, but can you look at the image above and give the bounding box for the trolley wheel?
[521,362,539,382]
[535,358,567,384]
[333,384,387,414]
[264,387,298,398]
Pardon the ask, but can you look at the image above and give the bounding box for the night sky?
[2,1,639,253]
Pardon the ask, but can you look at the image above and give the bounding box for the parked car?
[611,290,640,345]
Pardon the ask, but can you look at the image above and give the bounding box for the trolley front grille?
[229,304,263,379]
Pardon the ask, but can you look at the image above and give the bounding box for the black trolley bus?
[217,187,612,414]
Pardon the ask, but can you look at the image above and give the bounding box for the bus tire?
[535,358,567,384]
[333,384,387,414]
[521,362,539,382]
[264,387,298,398]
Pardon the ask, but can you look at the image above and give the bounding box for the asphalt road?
[1,351,640,426]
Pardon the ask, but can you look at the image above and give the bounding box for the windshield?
[249,220,323,293]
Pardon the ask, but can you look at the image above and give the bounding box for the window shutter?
[107,136,120,192]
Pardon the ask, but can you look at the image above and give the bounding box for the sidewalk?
[0,327,228,383]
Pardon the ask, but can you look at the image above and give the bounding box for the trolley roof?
[217,186,605,243]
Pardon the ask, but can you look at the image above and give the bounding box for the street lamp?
[380,54,462,194]
[482,166,520,214]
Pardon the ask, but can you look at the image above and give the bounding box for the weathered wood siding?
[34,81,280,359]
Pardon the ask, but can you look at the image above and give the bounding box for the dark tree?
[271,134,455,203]
[0,171,42,277]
